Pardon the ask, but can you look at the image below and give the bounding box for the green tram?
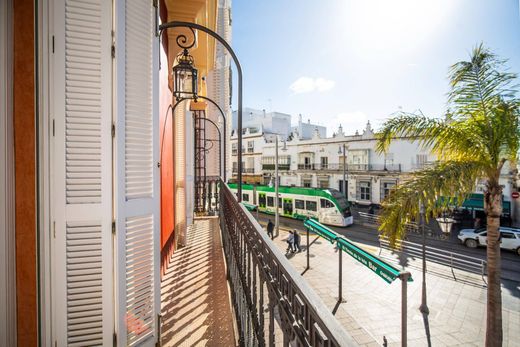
[228,183,353,227]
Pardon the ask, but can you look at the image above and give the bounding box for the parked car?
[458,227,520,255]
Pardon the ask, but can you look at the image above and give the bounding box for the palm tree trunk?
[485,186,503,346]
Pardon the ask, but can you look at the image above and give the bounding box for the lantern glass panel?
[173,63,197,99]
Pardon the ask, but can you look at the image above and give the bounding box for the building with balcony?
[229,110,327,184]
[243,121,518,216]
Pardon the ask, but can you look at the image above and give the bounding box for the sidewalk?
[269,226,520,346]
[160,217,237,347]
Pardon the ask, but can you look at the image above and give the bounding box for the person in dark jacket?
[266,219,274,239]
[293,229,302,252]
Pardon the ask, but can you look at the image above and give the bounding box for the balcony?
[160,180,355,346]
[232,167,255,174]
[262,163,290,171]
[298,163,316,170]
[296,163,402,172]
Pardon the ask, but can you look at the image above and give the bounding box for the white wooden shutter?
[114,1,160,346]
[52,0,113,345]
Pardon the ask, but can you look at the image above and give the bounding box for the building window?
[416,154,428,168]
[267,196,274,207]
[295,199,305,209]
[318,178,329,189]
[302,178,312,188]
[357,180,371,201]
[247,141,254,153]
[381,181,396,200]
[306,200,317,211]
[320,156,328,169]
[232,143,237,156]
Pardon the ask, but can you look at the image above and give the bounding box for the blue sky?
[231,0,520,136]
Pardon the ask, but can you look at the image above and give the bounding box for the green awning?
[440,193,511,214]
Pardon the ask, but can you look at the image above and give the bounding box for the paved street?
[257,213,520,346]
[256,212,520,282]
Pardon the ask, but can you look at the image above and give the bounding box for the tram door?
[283,198,293,217]
[259,193,266,209]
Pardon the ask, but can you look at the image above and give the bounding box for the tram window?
[259,194,266,207]
[306,201,317,211]
[242,193,249,201]
[267,196,274,207]
[320,199,334,208]
[278,197,282,208]
[295,199,305,209]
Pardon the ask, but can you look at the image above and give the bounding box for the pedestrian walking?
[368,204,375,215]
[266,219,274,239]
[285,230,295,253]
[293,229,302,252]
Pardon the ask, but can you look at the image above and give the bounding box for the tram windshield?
[328,189,351,216]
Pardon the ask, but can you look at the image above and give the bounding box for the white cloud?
[289,76,335,94]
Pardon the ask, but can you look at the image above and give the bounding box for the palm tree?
[375,44,519,346]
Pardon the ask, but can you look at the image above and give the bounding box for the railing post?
[268,291,275,347]
[306,226,310,271]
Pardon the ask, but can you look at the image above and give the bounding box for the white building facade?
[231,121,518,222]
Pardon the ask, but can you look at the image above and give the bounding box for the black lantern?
[172,49,198,100]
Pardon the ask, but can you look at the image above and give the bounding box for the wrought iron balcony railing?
[262,164,290,171]
[232,167,255,174]
[219,180,355,346]
[296,163,402,172]
[297,164,316,170]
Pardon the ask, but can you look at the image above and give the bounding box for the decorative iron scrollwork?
[175,27,196,50]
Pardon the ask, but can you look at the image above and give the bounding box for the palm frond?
[375,112,488,162]
[448,43,518,120]
[378,160,484,246]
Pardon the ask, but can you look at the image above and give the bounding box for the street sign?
[512,192,519,199]
[303,219,412,284]
[336,237,411,283]
[304,218,339,243]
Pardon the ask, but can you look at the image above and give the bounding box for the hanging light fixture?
[172,48,198,100]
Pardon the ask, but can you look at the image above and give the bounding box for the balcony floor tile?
[160,217,236,347]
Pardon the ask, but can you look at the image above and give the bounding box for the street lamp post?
[275,136,279,238]
[419,200,429,314]
[273,136,287,238]
[338,144,348,198]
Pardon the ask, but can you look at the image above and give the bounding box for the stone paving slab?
[269,226,520,346]
[160,218,237,347]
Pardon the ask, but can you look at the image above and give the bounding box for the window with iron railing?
[262,155,291,170]
[320,157,328,169]
[357,180,371,201]
[381,180,397,201]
